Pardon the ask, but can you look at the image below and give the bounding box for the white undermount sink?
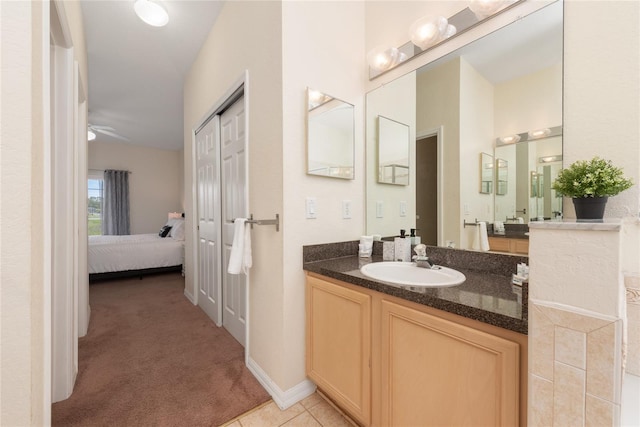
[360,262,466,287]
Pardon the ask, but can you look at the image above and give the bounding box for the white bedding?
[88,234,184,274]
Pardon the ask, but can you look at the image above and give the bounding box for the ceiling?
[81,1,224,151]
[82,1,561,151]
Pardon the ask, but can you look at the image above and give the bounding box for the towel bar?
[232,214,280,232]
[463,219,480,228]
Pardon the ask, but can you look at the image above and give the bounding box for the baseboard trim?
[247,357,316,410]
[183,289,196,305]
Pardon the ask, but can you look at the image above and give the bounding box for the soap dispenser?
[394,229,412,262]
[410,228,421,245]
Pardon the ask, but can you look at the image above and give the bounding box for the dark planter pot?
[572,196,608,222]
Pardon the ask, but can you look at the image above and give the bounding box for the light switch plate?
[376,201,384,218]
[306,197,317,219]
[400,201,407,217]
[342,200,352,219]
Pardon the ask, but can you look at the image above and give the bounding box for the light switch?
[400,201,407,217]
[306,197,317,219]
[342,200,352,219]
[376,201,384,218]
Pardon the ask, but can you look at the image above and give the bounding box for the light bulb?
[134,0,169,27]
[88,130,96,141]
[410,16,449,50]
[367,46,407,73]
[469,0,507,19]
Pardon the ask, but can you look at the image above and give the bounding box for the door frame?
[416,126,444,246]
[190,71,250,360]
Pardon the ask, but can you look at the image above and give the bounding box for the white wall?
[281,0,366,392]
[88,141,183,234]
[459,57,495,249]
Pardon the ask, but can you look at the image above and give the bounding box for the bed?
[89,219,185,282]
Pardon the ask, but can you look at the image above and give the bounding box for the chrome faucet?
[412,244,436,269]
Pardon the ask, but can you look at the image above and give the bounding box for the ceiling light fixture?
[134,0,169,27]
[88,130,96,141]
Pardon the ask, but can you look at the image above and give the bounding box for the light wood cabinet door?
[380,300,519,427]
[306,276,371,425]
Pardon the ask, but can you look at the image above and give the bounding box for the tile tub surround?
[303,241,529,334]
[528,220,628,426]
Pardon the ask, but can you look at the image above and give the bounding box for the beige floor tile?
[281,411,323,427]
[299,393,323,409]
[239,401,306,427]
[307,400,353,427]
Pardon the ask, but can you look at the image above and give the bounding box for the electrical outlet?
[306,197,317,219]
[400,201,407,217]
[376,201,384,218]
[342,200,352,219]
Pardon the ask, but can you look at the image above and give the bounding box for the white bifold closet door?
[220,97,247,347]
[195,96,247,347]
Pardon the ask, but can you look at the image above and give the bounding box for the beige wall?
[1,0,88,424]
[88,141,183,234]
[281,1,366,390]
[183,0,286,386]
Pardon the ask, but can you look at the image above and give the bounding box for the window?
[88,174,103,236]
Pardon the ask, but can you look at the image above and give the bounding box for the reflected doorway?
[416,135,437,245]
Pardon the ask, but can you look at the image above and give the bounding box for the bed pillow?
[159,225,172,238]
[170,219,185,240]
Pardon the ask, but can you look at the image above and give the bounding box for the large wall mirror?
[365,1,563,249]
[307,88,355,179]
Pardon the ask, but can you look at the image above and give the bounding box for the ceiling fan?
[87,124,130,142]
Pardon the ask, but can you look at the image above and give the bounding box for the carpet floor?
[52,273,271,426]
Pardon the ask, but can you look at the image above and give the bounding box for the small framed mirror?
[496,158,508,196]
[480,152,494,194]
[306,88,355,179]
[377,115,410,185]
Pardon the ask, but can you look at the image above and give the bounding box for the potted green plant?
[552,157,633,221]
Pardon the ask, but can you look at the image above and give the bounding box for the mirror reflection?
[378,116,410,185]
[480,152,493,194]
[365,1,562,251]
[306,88,355,179]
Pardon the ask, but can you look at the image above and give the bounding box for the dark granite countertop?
[303,243,528,335]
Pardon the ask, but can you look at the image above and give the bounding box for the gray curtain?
[102,169,130,235]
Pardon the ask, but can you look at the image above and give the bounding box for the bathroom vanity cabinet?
[488,236,529,255]
[305,272,527,426]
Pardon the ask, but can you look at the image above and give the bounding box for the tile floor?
[222,392,355,427]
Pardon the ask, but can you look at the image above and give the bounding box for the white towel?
[228,219,252,274]
[471,222,490,252]
[517,217,524,224]
[494,221,504,232]
[478,221,490,251]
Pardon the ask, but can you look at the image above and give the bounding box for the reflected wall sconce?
[528,128,552,139]
[498,134,521,145]
[307,89,334,110]
[368,0,520,79]
[496,125,562,146]
[134,0,169,27]
[88,129,96,141]
[539,155,562,163]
